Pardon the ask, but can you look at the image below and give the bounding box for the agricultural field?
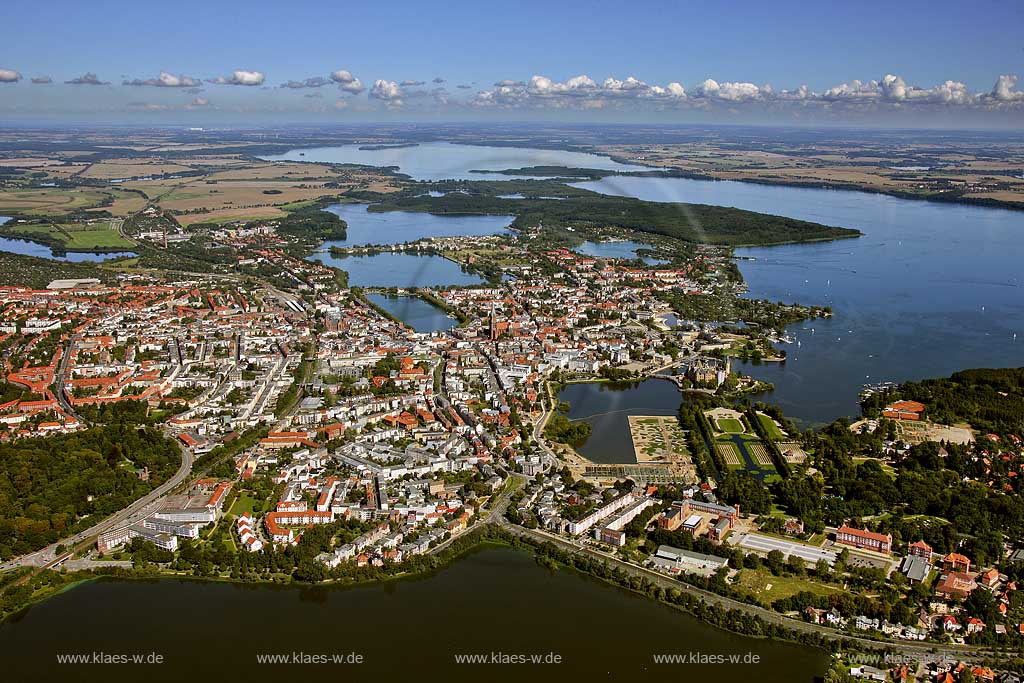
[0,187,120,216]
[78,158,197,180]
[598,140,1024,208]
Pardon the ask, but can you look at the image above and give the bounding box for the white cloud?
[992,74,1024,102]
[693,79,767,101]
[467,71,1024,117]
[0,69,21,83]
[66,72,109,85]
[331,69,365,94]
[665,82,686,98]
[124,71,201,87]
[822,79,880,101]
[528,74,597,97]
[932,80,970,104]
[208,70,265,86]
[400,79,425,87]
[370,79,403,102]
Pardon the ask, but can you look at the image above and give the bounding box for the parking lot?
[736,532,838,566]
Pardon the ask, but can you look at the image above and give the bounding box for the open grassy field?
[154,180,348,219]
[79,159,196,180]
[121,180,183,199]
[716,417,745,433]
[175,208,288,226]
[0,187,114,215]
[228,493,264,517]
[735,568,839,602]
[1,221,134,251]
[756,412,785,440]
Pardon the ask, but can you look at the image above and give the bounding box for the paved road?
[53,337,86,424]
[0,438,193,573]
[495,518,1004,663]
[428,475,526,556]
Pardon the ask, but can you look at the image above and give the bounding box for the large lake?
[0,547,826,682]
[313,251,487,288]
[262,141,647,181]
[300,144,1024,425]
[324,202,513,246]
[575,239,668,265]
[558,379,684,463]
[578,176,1024,425]
[366,293,457,333]
[0,234,136,262]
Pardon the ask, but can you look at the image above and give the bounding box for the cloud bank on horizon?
[2,65,1023,121]
[472,72,1024,111]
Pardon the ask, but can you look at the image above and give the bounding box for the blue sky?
[1,0,1022,125]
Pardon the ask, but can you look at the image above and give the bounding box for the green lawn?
[757,413,785,440]
[2,221,134,251]
[229,493,263,517]
[716,417,745,433]
[735,568,839,602]
[60,224,134,250]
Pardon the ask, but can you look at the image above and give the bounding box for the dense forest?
[275,204,347,243]
[862,367,1024,436]
[360,181,860,246]
[0,425,181,559]
[0,251,110,289]
[662,290,831,328]
[544,413,593,448]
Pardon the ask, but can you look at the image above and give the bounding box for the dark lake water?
[366,293,457,332]
[262,141,647,181]
[578,175,1024,426]
[576,239,668,265]
[0,235,136,262]
[323,202,512,246]
[0,547,826,682]
[312,251,487,288]
[557,379,684,463]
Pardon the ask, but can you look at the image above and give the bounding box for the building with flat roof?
[680,514,705,536]
[652,545,729,574]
